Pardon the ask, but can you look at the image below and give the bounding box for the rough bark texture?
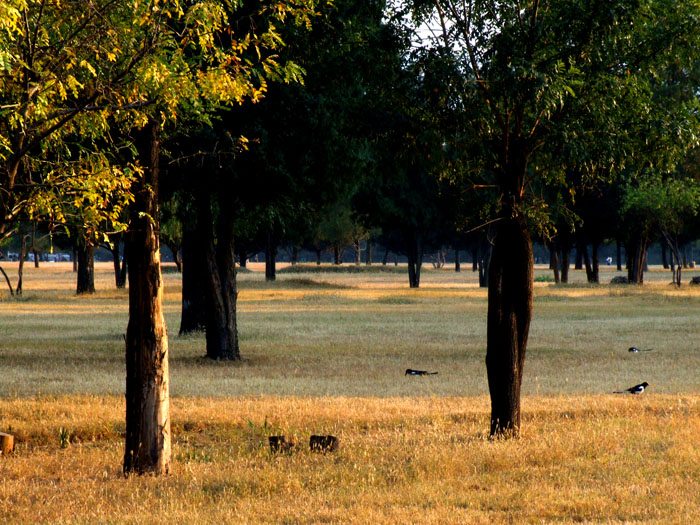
[123,122,171,476]
[485,211,533,437]
[76,241,95,294]
[203,200,239,361]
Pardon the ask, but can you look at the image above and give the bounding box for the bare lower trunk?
[204,205,239,361]
[455,249,461,272]
[76,242,95,295]
[406,234,423,288]
[616,240,623,271]
[382,247,389,265]
[179,223,207,335]
[16,234,26,295]
[486,212,533,437]
[550,246,560,284]
[366,242,372,265]
[123,122,171,476]
[316,248,322,265]
[626,235,648,284]
[333,245,341,265]
[110,238,126,289]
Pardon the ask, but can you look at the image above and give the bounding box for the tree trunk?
[123,122,171,476]
[76,241,95,295]
[661,243,669,269]
[72,243,78,273]
[550,246,560,284]
[355,240,361,265]
[486,211,533,437]
[291,246,298,266]
[365,242,372,265]
[478,239,491,288]
[165,241,182,272]
[472,245,478,272]
[179,223,207,335]
[316,247,322,265]
[382,247,389,266]
[406,233,422,288]
[574,245,583,270]
[265,230,277,281]
[203,201,239,361]
[333,245,341,265]
[16,234,26,296]
[559,240,570,283]
[109,238,126,289]
[626,235,648,284]
[455,249,461,272]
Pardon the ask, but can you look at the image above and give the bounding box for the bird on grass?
[628,347,653,353]
[614,382,649,394]
[405,369,438,376]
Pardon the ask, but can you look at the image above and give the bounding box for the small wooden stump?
[309,435,338,453]
[0,432,14,456]
[269,435,295,453]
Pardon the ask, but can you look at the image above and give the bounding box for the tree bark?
[455,249,461,272]
[486,211,533,437]
[626,235,648,284]
[76,240,95,295]
[550,246,560,284]
[316,247,322,265]
[179,221,207,335]
[265,230,277,281]
[355,239,361,265]
[365,242,372,265]
[16,233,26,296]
[616,239,623,271]
[382,246,389,266]
[478,237,491,288]
[203,200,239,360]
[123,122,171,476]
[109,237,127,289]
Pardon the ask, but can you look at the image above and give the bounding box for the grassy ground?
[1,261,700,523]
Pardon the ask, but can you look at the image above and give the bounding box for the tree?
[412,0,700,436]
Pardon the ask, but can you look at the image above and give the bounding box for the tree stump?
[269,435,295,453]
[309,435,338,453]
[0,432,14,455]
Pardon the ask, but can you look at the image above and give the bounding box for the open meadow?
[1,262,700,523]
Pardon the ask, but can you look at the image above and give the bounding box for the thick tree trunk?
[291,246,298,266]
[203,202,239,361]
[265,230,276,281]
[365,242,372,265]
[76,241,95,295]
[355,240,361,265]
[179,223,207,335]
[591,243,599,284]
[382,247,389,266]
[455,249,461,272]
[626,235,648,284]
[316,247,322,265]
[486,212,533,437]
[123,122,171,476]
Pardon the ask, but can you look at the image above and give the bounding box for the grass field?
[1,261,700,523]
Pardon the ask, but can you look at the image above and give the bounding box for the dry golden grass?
[2,261,700,522]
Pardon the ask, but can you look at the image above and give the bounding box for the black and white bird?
[405,369,438,376]
[628,347,653,353]
[614,382,649,394]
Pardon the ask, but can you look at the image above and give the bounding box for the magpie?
[405,369,438,376]
[628,347,653,353]
[614,382,649,394]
